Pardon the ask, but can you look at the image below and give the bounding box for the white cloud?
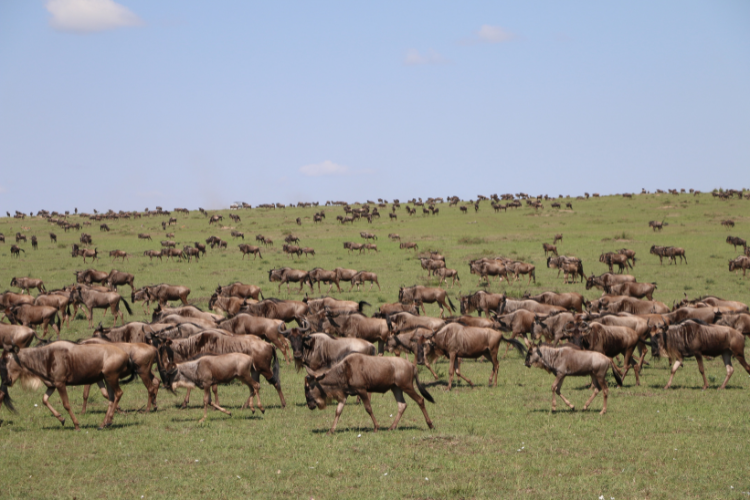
[299,161,349,177]
[404,49,447,66]
[46,0,144,33]
[477,25,515,43]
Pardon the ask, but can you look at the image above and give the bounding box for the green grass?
[0,193,749,499]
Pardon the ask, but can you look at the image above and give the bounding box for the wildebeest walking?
[399,285,455,318]
[524,344,622,414]
[303,354,435,434]
[74,286,133,327]
[10,277,46,295]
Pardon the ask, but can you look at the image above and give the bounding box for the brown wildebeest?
[138,233,152,241]
[194,242,206,255]
[568,322,644,385]
[100,224,110,232]
[182,246,201,263]
[350,271,380,292]
[279,325,374,372]
[301,247,316,257]
[74,286,133,327]
[665,246,687,265]
[420,322,526,390]
[79,337,160,413]
[75,268,110,285]
[238,244,262,260]
[662,307,720,325]
[4,304,61,338]
[75,247,98,263]
[34,291,74,328]
[617,248,637,267]
[152,304,223,324]
[497,297,566,315]
[524,344,622,414]
[729,256,750,276]
[303,296,369,315]
[648,319,750,389]
[721,220,736,228]
[269,268,312,293]
[49,232,57,243]
[435,267,460,286]
[460,290,506,316]
[15,232,27,243]
[149,331,285,408]
[716,312,750,335]
[648,220,666,231]
[677,295,748,313]
[208,214,223,224]
[529,311,577,346]
[216,282,262,301]
[10,245,25,258]
[399,241,418,251]
[209,293,247,317]
[308,268,341,293]
[0,324,41,349]
[376,302,420,317]
[109,250,129,262]
[603,296,669,315]
[31,235,37,250]
[360,231,377,241]
[241,298,309,323]
[585,272,636,291]
[160,240,176,248]
[141,284,190,307]
[162,248,184,261]
[218,313,291,363]
[605,281,657,300]
[542,243,558,257]
[0,291,35,308]
[599,252,631,273]
[388,233,400,241]
[496,309,537,343]
[325,311,389,353]
[419,257,445,277]
[399,285,455,318]
[553,234,563,244]
[505,261,536,284]
[0,342,133,429]
[334,268,358,288]
[303,354,435,434]
[143,249,162,261]
[10,277,46,295]
[522,291,584,312]
[159,352,263,422]
[726,236,747,252]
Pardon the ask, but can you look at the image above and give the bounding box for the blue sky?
[1,1,749,212]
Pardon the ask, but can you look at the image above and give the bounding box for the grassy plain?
[0,192,748,499]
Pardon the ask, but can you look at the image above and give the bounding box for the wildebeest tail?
[358,301,371,313]
[270,348,280,386]
[40,283,47,293]
[447,296,456,313]
[120,358,139,385]
[502,336,527,356]
[259,290,265,300]
[608,358,623,387]
[0,385,18,414]
[55,312,61,331]
[414,371,435,404]
[119,297,133,315]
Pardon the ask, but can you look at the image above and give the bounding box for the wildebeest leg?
[423,355,439,380]
[619,348,639,385]
[453,356,473,388]
[56,385,82,430]
[42,386,67,426]
[388,388,407,431]
[181,388,192,408]
[241,375,263,414]
[664,359,682,389]
[582,376,603,414]
[327,398,347,435]
[718,352,734,390]
[212,384,220,407]
[142,370,159,412]
[694,354,710,390]
[487,350,499,387]
[357,390,379,432]
[552,375,574,411]
[101,380,123,428]
[209,386,230,416]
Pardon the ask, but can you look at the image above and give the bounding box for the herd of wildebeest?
[1,189,749,434]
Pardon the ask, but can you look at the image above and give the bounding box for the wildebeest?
[419,322,525,390]
[279,325,375,372]
[238,244,262,260]
[399,285,455,318]
[303,354,435,434]
[435,267,460,286]
[599,252,631,273]
[585,273,636,291]
[308,268,341,293]
[74,286,133,327]
[418,257,445,277]
[34,290,74,328]
[376,302,420,317]
[15,232,27,243]
[524,344,622,414]
[0,342,133,429]
[137,233,152,241]
[75,268,110,285]
[109,250,129,262]
[218,314,291,363]
[542,243,558,257]
[399,241,418,251]
[182,246,201,263]
[600,296,669,315]
[0,323,40,349]
[729,256,750,276]
[721,220,736,228]
[159,352,263,422]
[10,245,25,257]
[31,235,38,250]
[567,321,644,385]
[216,282,262,301]
[304,296,369,315]
[10,277,46,295]
[350,271,380,292]
[49,232,57,243]
[106,270,135,292]
[726,236,747,251]
[504,261,536,284]
[208,293,247,317]
[0,291,35,309]
[605,281,657,300]
[4,304,61,338]
[497,297,566,315]
[617,248,637,267]
[268,268,312,293]
[522,291,584,313]
[134,284,190,309]
[143,249,162,261]
[553,234,563,244]
[648,319,750,389]
[241,298,309,323]
[325,311,389,354]
[649,220,666,231]
[460,290,506,317]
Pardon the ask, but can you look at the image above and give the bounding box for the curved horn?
[299,318,310,333]
[277,321,290,337]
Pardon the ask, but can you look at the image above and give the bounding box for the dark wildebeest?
[218,314,292,363]
[10,277,46,295]
[350,271,380,292]
[399,285,455,318]
[10,245,25,258]
[419,322,526,390]
[729,256,750,276]
[726,236,747,252]
[542,243,558,257]
[303,354,435,434]
[74,286,133,327]
[15,233,27,243]
[149,331,285,408]
[49,233,57,243]
[568,321,644,385]
[78,337,160,413]
[182,246,201,263]
[31,236,38,250]
[524,344,622,414]
[648,319,750,389]
[4,304,61,338]
[0,342,133,429]
[522,291,584,313]
[308,268,342,293]
[158,352,263,422]
[460,291,506,317]
[216,282,262,301]
[238,244,262,260]
[325,311,389,354]
[107,270,135,292]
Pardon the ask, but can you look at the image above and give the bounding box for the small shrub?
[684,285,693,291]
[458,236,485,245]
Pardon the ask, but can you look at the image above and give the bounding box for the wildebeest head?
[149,335,177,393]
[524,345,543,369]
[277,319,311,362]
[646,321,668,358]
[0,348,19,413]
[304,372,328,410]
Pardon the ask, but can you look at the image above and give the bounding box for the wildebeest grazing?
[10,245,24,257]
[303,354,435,434]
[10,277,46,295]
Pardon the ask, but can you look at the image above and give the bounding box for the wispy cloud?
[461,25,516,45]
[404,49,448,66]
[299,160,349,177]
[46,0,144,33]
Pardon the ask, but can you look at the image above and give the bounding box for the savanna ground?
[0,192,748,499]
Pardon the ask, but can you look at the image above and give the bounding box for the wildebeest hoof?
[59,418,66,426]
[570,406,576,411]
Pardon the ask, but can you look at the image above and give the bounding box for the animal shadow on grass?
[310,425,421,435]
[169,415,263,423]
[647,383,743,390]
[41,422,139,431]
